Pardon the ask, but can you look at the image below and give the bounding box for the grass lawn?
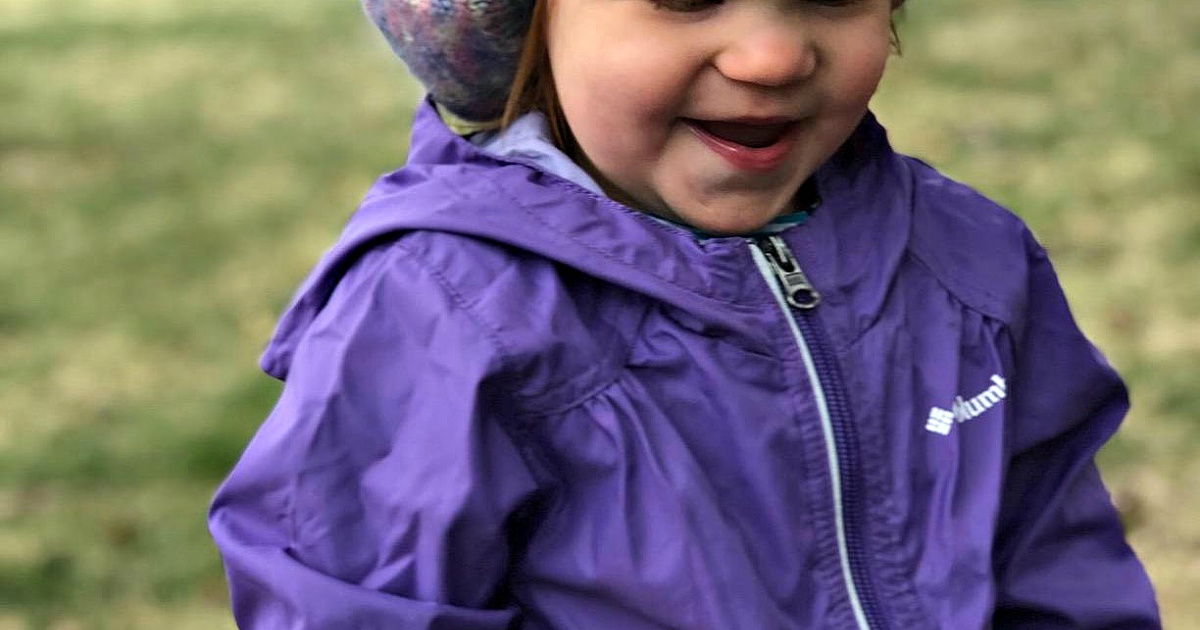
[1,0,1196,627]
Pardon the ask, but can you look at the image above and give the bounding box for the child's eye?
[650,0,723,13]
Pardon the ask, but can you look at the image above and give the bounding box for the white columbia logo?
[925,374,1007,436]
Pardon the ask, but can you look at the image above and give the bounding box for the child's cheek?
[562,64,679,160]
[830,33,892,111]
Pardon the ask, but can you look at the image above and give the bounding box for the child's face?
[546,0,894,234]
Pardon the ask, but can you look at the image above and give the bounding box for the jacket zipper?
[750,235,885,630]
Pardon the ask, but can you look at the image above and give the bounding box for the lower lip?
[684,120,799,173]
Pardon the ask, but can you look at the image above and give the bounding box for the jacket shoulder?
[900,155,1040,325]
[397,229,637,416]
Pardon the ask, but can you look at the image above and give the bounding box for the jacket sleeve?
[208,243,542,629]
[991,234,1160,629]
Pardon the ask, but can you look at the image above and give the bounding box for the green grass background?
[1,0,1196,627]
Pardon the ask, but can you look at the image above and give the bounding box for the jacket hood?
[260,99,913,379]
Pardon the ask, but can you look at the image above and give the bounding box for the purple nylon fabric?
[208,101,1161,629]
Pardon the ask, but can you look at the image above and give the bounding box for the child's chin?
[656,192,792,236]
[671,207,782,237]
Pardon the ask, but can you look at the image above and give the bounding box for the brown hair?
[502,0,574,151]
[890,0,906,53]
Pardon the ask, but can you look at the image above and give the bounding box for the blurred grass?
[0,0,1196,627]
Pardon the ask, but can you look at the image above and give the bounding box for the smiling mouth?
[684,118,800,172]
[688,119,795,148]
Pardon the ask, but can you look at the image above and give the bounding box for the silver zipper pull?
[757,235,821,310]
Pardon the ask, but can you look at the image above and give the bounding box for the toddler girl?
[209,0,1161,627]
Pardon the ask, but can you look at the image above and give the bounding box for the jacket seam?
[512,369,626,421]
[468,168,753,309]
[388,239,568,506]
[394,234,629,418]
[897,154,1026,330]
[904,247,1015,327]
[831,248,1009,353]
[390,239,518,376]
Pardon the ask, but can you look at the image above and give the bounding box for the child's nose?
[713,23,818,88]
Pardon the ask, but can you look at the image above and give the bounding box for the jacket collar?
[262,99,912,376]
[402,98,908,300]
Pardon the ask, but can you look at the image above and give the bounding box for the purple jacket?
[209,103,1160,629]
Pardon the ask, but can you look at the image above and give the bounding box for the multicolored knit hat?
[362,0,535,123]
